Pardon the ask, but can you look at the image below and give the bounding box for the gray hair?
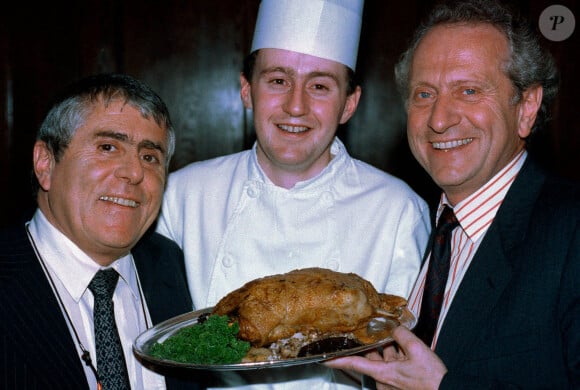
[33,73,175,197]
[37,73,175,164]
[394,0,559,135]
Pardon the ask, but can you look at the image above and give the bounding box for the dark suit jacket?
[433,159,580,389]
[0,224,199,389]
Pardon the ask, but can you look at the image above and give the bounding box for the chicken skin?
[212,267,407,347]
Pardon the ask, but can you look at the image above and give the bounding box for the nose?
[427,95,460,134]
[115,153,145,184]
[282,85,309,116]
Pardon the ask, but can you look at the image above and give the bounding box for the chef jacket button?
[246,183,260,198]
[320,191,334,206]
[222,255,234,268]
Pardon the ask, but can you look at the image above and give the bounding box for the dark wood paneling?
[1,0,578,227]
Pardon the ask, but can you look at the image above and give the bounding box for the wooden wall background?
[1,0,578,228]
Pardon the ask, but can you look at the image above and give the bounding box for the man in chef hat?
[156,1,430,388]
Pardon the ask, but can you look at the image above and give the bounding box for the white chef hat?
[250,0,364,71]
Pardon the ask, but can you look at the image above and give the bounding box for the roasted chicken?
[212,267,407,347]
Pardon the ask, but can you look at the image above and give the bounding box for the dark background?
[1,0,578,228]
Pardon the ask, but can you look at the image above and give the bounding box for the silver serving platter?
[133,306,416,371]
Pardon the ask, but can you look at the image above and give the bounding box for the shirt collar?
[27,209,139,302]
[439,150,527,241]
[248,137,348,193]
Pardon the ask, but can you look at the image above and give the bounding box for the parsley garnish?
[149,314,250,364]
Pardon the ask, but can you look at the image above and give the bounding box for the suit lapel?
[434,223,512,368]
[435,159,546,368]
[132,232,193,325]
[3,227,89,386]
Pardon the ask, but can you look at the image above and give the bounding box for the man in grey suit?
[325,0,579,388]
[0,74,197,389]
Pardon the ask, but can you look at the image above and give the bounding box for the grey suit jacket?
[434,158,580,389]
[0,224,199,389]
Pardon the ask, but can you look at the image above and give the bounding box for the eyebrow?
[260,67,340,84]
[95,130,166,155]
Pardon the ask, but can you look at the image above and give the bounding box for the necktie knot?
[88,268,120,301]
[436,205,459,235]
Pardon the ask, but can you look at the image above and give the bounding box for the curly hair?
[394,0,559,135]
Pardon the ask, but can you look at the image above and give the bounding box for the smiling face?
[34,99,169,266]
[241,48,361,188]
[406,23,542,205]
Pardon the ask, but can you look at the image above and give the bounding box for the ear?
[33,140,55,191]
[339,86,362,124]
[240,72,253,109]
[517,84,543,138]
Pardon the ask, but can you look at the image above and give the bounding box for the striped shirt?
[408,150,527,349]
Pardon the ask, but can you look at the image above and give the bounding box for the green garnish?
[149,314,251,364]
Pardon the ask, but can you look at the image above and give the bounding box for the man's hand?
[324,326,447,390]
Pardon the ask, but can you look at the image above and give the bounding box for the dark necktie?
[88,269,131,390]
[414,205,459,347]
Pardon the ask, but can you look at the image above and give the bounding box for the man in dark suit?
[0,74,197,389]
[325,0,579,388]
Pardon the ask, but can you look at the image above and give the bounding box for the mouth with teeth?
[432,138,473,150]
[278,124,310,133]
[99,196,139,208]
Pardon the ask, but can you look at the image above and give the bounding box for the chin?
[99,230,140,247]
[432,171,467,190]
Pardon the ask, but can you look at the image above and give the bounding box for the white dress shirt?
[27,209,166,390]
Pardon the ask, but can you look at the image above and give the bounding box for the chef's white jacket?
[156,137,431,389]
